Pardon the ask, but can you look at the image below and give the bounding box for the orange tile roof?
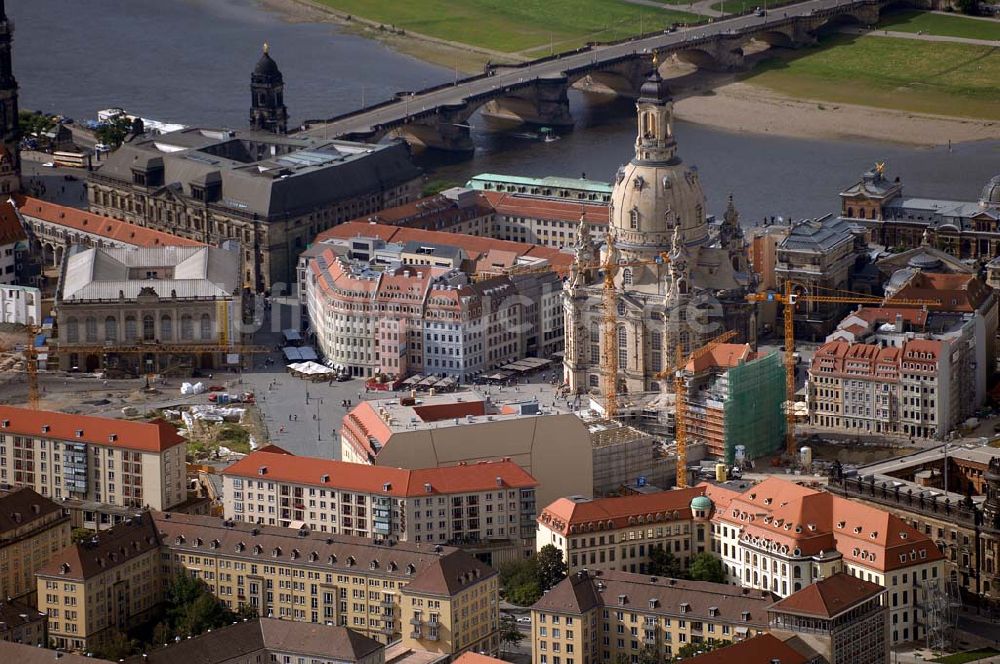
[15,196,203,248]
[769,572,884,618]
[712,477,943,572]
[851,306,928,328]
[223,450,537,496]
[0,405,185,453]
[454,653,507,664]
[351,191,495,230]
[0,199,27,246]
[892,272,991,314]
[538,487,706,536]
[686,343,753,373]
[317,221,574,275]
[481,190,609,225]
[682,633,809,664]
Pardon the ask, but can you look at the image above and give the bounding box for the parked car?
[516,616,532,625]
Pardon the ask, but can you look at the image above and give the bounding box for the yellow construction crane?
[746,280,940,458]
[655,330,737,488]
[574,234,670,419]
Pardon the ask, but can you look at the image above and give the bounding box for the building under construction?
[682,344,785,464]
[588,419,675,495]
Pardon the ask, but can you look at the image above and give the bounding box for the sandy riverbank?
[673,80,1000,147]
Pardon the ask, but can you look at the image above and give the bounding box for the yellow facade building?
[530,570,771,664]
[0,487,71,601]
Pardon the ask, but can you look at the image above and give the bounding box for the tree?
[647,545,682,578]
[71,527,94,543]
[687,553,725,584]
[163,573,237,638]
[536,544,568,591]
[236,602,258,620]
[499,558,542,606]
[95,115,133,148]
[92,628,138,660]
[151,621,173,647]
[954,0,979,14]
[674,638,727,660]
[499,614,524,654]
[18,110,54,138]
[637,644,660,664]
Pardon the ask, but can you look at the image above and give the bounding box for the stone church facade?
[563,64,753,399]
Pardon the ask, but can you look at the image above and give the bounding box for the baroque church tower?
[0,0,21,194]
[562,58,752,401]
[250,43,288,135]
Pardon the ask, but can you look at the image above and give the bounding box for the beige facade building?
[704,477,945,645]
[87,128,422,291]
[0,405,187,510]
[0,487,71,600]
[536,487,711,575]
[56,245,243,375]
[530,570,771,664]
[340,392,593,510]
[153,512,498,656]
[222,450,537,566]
[35,515,163,651]
[36,511,500,655]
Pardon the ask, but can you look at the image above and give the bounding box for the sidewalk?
[842,25,1000,46]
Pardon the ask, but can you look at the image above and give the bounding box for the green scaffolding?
[722,352,786,464]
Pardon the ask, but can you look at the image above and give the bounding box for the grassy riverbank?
[309,0,701,53]
[878,10,1000,41]
[744,34,1000,120]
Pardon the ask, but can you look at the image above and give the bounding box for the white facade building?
[0,284,40,325]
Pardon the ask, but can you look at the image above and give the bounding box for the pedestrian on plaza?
[289,414,292,421]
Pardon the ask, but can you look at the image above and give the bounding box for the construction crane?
[746,280,940,457]
[655,330,737,488]
[574,233,670,419]
[26,324,39,410]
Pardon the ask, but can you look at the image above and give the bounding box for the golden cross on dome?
[263,41,270,54]
[875,161,885,175]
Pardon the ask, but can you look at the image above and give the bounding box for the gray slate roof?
[94,128,421,219]
[780,216,857,253]
[61,246,240,302]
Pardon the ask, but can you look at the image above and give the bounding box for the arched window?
[793,565,801,579]
[105,316,117,342]
[622,268,633,286]
[617,327,627,369]
[160,315,173,341]
[85,317,97,342]
[617,300,626,317]
[200,313,212,340]
[629,207,639,229]
[65,317,79,343]
[124,316,138,341]
[181,315,194,341]
[847,207,854,218]
[143,315,155,341]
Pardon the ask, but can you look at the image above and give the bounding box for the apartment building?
[768,572,889,664]
[126,618,385,664]
[0,406,187,510]
[152,512,498,656]
[302,244,564,381]
[529,569,772,664]
[807,331,976,441]
[704,477,944,645]
[535,488,711,575]
[0,487,71,600]
[222,450,537,566]
[35,515,163,651]
[340,392,593,510]
[0,598,48,645]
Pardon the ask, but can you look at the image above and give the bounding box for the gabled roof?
[682,633,809,664]
[0,643,113,664]
[686,343,753,373]
[0,199,27,246]
[0,405,186,453]
[538,487,706,536]
[15,196,202,247]
[0,487,65,536]
[35,515,160,580]
[223,450,537,496]
[770,572,883,618]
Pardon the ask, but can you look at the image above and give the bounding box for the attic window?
[900,532,908,540]
[109,434,118,442]
[617,594,628,606]
[836,521,845,529]
[75,429,84,438]
[899,554,907,563]
[1,420,8,428]
[854,526,862,534]
[41,425,50,433]
[648,599,658,609]
[920,550,927,559]
[708,607,718,617]
[407,564,416,575]
[870,532,878,540]
[680,603,690,613]
[370,560,379,570]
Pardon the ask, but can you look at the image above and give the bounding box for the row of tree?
[499,544,568,606]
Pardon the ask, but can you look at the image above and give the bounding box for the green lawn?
[314,0,701,53]
[932,648,1000,664]
[879,10,1000,41]
[744,35,1000,120]
[709,0,799,15]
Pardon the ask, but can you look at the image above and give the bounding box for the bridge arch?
[753,28,796,48]
[673,48,722,70]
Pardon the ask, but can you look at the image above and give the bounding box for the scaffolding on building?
[721,351,786,464]
[921,573,963,652]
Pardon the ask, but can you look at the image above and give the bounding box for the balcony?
[428,616,440,627]
[426,630,440,642]
[410,617,424,626]
[381,598,395,607]
[410,630,423,639]
[643,633,656,645]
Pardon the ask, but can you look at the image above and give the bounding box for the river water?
[12,0,999,222]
